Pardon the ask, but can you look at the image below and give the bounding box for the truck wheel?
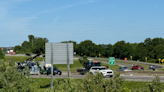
[110,75,113,78]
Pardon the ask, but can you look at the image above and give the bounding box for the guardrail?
[66,71,164,76]
[117,71,164,76]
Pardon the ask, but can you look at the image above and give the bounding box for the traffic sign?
[109,57,115,65]
[99,54,101,57]
[161,59,164,63]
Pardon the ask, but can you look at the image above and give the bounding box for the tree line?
[13,35,164,63]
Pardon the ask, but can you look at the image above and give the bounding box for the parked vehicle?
[89,66,114,77]
[25,53,31,56]
[46,67,62,75]
[149,65,153,69]
[117,67,131,71]
[132,65,144,70]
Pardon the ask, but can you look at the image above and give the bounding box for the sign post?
[109,57,115,70]
[145,57,148,62]
[99,54,101,58]
[67,43,70,77]
[159,58,161,64]
[130,56,132,61]
[51,43,53,90]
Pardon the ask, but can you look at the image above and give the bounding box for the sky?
[0,0,164,47]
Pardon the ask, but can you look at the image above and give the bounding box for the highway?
[29,74,164,82]
[7,54,164,82]
[88,57,163,69]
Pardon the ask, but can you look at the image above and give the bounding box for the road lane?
[29,75,164,82]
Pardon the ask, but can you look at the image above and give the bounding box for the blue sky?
[1,0,164,47]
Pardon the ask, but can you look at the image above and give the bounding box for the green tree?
[133,42,148,61]
[0,49,5,59]
[79,55,89,66]
[76,40,97,57]
[152,44,164,59]
[61,41,77,52]
[28,35,35,44]
[148,76,163,92]
[14,45,22,54]
[0,60,34,92]
[104,44,114,57]
[32,37,48,54]
[113,41,133,59]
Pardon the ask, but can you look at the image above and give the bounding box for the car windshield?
[54,68,60,71]
[92,63,101,66]
[123,67,128,69]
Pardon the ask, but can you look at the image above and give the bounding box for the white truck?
[89,66,114,77]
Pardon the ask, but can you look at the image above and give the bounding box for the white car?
[89,66,114,77]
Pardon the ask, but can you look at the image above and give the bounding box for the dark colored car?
[117,67,131,71]
[25,53,31,56]
[47,67,62,75]
[132,65,144,70]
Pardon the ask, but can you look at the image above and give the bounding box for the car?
[117,67,131,71]
[149,65,153,69]
[30,65,40,75]
[132,65,144,70]
[89,66,114,77]
[25,53,31,56]
[42,55,45,57]
[47,67,62,75]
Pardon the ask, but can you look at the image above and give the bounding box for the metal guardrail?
[117,71,164,76]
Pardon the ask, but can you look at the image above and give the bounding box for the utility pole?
[32,38,33,47]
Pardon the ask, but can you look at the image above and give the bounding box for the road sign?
[99,54,101,57]
[161,59,164,63]
[130,56,132,60]
[45,43,73,64]
[45,43,73,90]
[159,58,161,63]
[145,57,147,60]
[109,57,115,65]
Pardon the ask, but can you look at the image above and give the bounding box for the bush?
[0,49,5,59]
[52,71,124,92]
[0,60,34,92]
[148,76,163,92]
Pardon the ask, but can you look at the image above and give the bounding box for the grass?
[29,78,164,92]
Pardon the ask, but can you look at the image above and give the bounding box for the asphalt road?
[29,74,164,82]
[89,57,163,69]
